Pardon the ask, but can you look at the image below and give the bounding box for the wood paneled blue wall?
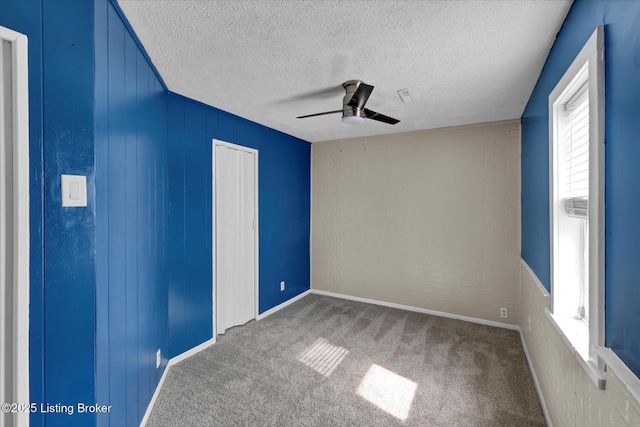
[42,2,97,426]
[2,1,99,426]
[1,1,311,425]
[94,1,169,426]
[167,94,311,358]
[521,0,640,376]
[2,1,170,425]
[0,1,46,426]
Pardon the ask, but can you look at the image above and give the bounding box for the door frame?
[211,139,259,339]
[0,25,30,424]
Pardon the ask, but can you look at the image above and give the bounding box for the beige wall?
[520,260,640,426]
[311,120,521,325]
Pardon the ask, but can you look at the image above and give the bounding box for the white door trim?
[0,25,30,426]
[212,139,259,339]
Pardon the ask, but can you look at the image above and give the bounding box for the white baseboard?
[310,288,554,425]
[518,257,553,426]
[139,363,170,427]
[310,289,520,331]
[256,289,311,320]
[169,337,217,366]
[140,288,312,426]
[519,330,553,427]
[310,289,554,422]
[142,289,550,426]
[140,337,216,427]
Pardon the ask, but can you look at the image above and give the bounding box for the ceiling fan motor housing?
[342,80,365,120]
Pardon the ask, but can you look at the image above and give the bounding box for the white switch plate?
[280,281,285,291]
[61,174,87,207]
[156,349,161,369]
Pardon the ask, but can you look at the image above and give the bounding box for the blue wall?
[521,0,640,376]
[1,1,98,426]
[1,0,311,425]
[167,94,311,357]
[0,1,46,425]
[94,1,169,426]
[42,2,97,426]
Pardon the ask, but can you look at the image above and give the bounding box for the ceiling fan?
[296,80,400,125]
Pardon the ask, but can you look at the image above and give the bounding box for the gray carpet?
[147,294,545,426]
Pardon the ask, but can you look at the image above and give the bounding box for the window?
[548,26,605,388]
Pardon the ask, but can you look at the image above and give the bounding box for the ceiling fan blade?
[364,108,400,125]
[296,110,342,119]
[280,86,343,103]
[347,83,374,109]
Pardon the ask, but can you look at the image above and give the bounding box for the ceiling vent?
[397,89,412,103]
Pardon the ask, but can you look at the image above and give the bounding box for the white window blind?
[562,81,589,218]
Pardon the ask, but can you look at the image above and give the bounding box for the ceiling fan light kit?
[342,115,365,124]
[297,80,400,125]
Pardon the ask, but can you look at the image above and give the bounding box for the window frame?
[548,26,605,388]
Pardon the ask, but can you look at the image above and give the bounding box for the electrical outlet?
[280,281,285,291]
[500,308,508,318]
[156,349,161,369]
[528,316,531,331]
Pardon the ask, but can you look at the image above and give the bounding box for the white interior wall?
[312,120,521,325]
[520,260,640,426]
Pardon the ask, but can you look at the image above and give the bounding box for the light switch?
[69,182,81,200]
[61,174,87,207]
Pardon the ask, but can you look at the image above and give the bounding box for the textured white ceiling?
[118,0,572,143]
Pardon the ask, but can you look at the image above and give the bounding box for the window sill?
[597,347,640,403]
[545,308,606,389]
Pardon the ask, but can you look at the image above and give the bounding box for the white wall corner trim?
[257,289,311,321]
[310,289,520,331]
[309,143,313,291]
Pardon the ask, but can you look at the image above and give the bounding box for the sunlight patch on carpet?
[297,337,349,377]
[357,364,417,421]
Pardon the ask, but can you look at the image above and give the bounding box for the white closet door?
[215,144,256,335]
